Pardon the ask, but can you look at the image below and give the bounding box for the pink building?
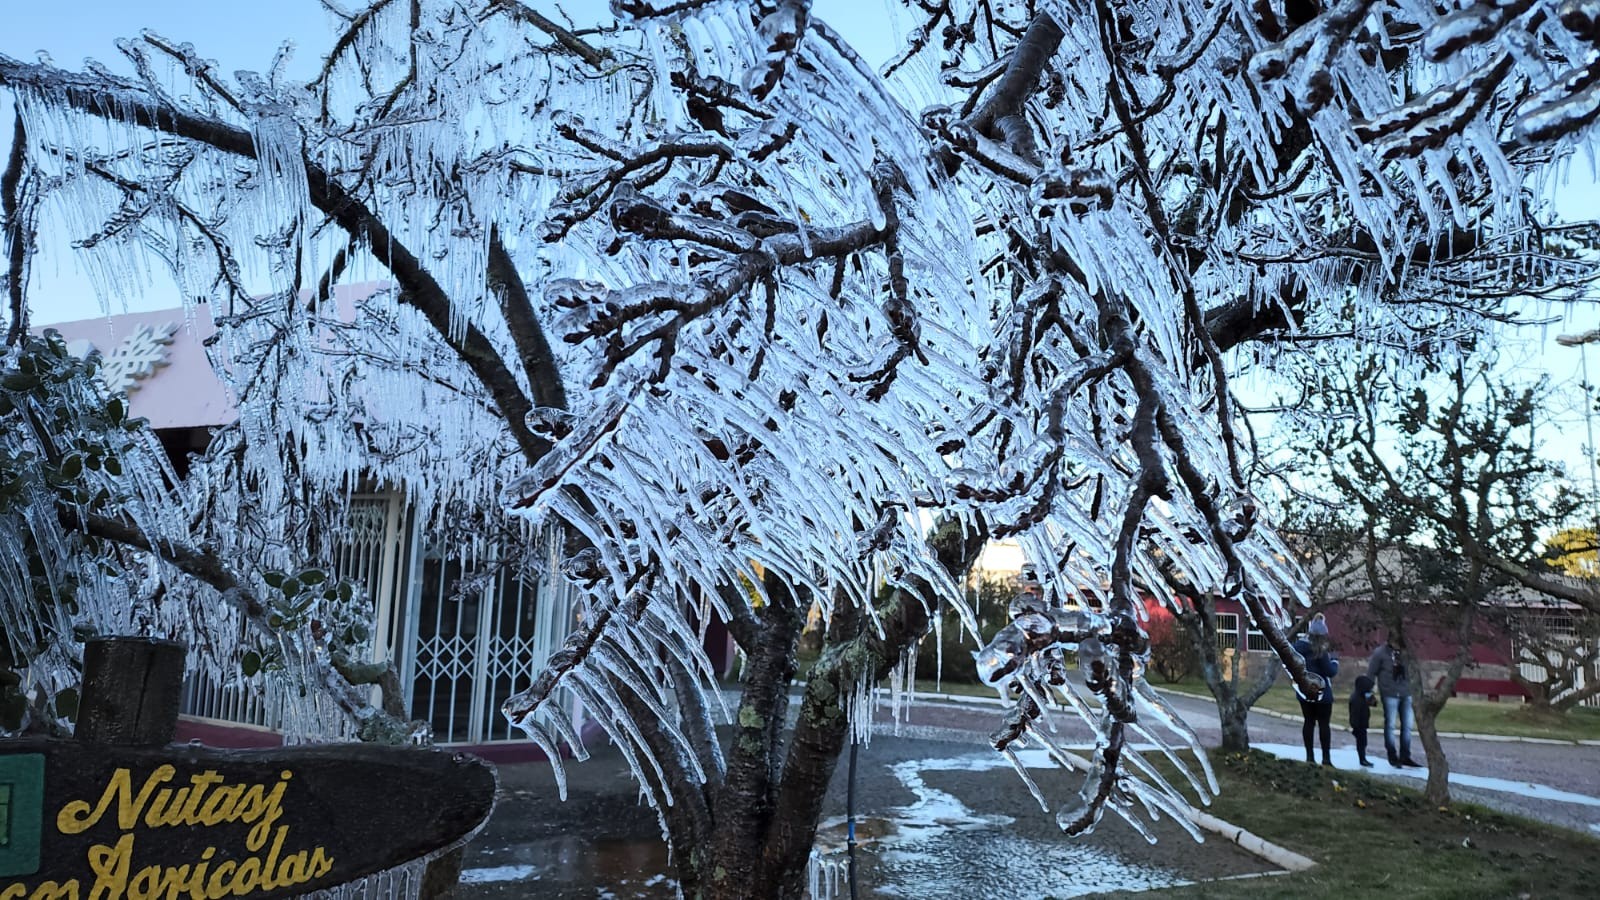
[41,295,584,755]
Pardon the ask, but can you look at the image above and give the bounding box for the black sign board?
[0,739,496,899]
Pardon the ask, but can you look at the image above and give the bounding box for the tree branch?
[60,508,420,742]
[3,113,31,347]
[488,0,609,67]
[0,54,551,465]
[488,228,567,410]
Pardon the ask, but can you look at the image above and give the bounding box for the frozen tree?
[5,0,1600,896]
[0,331,428,742]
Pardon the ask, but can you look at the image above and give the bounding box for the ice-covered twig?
[487,0,610,67]
[2,114,30,348]
[61,508,424,743]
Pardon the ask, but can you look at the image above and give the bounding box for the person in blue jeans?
[1367,632,1419,767]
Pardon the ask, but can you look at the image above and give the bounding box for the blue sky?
[2,0,1596,483]
[0,0,900,321]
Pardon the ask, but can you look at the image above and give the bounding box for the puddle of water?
[869,830,1192,899]
[468,835,677,898]
[459,864,540,884]
[811,752,1192,900]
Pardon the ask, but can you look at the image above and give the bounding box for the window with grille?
[1215,612,1239,650]
[1246,620,1271,652]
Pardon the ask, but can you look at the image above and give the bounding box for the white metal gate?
[183,495,578,743]
[399,532,578,743]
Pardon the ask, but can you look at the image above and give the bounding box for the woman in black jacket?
[1294,626,1339,766]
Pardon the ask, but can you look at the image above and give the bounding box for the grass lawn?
[1159,677,1600,743]
[914,673,1600,743]
[1096,749,1600,899]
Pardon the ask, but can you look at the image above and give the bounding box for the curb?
[1154,688,1594,746]
[1187,809,1316,872]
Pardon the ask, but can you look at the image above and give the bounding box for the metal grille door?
[400,532,578,744]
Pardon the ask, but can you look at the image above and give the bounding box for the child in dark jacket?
[1349,674,1377,767]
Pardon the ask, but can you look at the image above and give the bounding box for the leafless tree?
[1300,361,1592,803]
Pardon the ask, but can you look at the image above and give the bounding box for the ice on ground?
[1254,743,1600,808]
[458,864,540,884]
[812,753,1193,900]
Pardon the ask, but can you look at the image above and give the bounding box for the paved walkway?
[455,685,1600,896]
[881,687,1600,837]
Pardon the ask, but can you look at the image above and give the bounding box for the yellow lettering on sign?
[85,833,131,900]
[34,765,336,900]
[202,862,234,900]
[57,767,174,834]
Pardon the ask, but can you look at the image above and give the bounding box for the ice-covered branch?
[2,114,29,347]
[488,229,567,410]
[966,12,1065,145]
[60,508,423,743]
[487,0,610,67]
[0,53,551,464]
[564,193,887,385]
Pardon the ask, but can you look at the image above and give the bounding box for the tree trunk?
[1414,696,1451,806]
[1176,598,1273,753]
[1198,642,1254,752]
[1217,696,1252,752]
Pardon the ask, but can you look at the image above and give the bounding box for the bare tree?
[1302,360,1590,804]
[5,1,1600,895]
[1155,508,1365,752]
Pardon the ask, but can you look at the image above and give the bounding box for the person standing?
[1367,632,1419,767]
[1294,617,1338,767]
[1349,674,1376,767]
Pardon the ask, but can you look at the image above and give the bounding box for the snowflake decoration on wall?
[98,322,178,394]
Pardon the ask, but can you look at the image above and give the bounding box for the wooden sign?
[0,739,496,900]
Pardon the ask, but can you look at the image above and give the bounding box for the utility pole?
[1558,328,1600,573]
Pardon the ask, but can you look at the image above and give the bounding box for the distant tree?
[1508,605,1600,712]
[1153,509,1361,752]
[1544,528,1599,578]
[1302,360,1588,804]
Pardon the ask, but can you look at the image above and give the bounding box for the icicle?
[1001,745,1050,813]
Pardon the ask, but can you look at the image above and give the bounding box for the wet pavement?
[454,687,1600,897]
[455,695,1271,899]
